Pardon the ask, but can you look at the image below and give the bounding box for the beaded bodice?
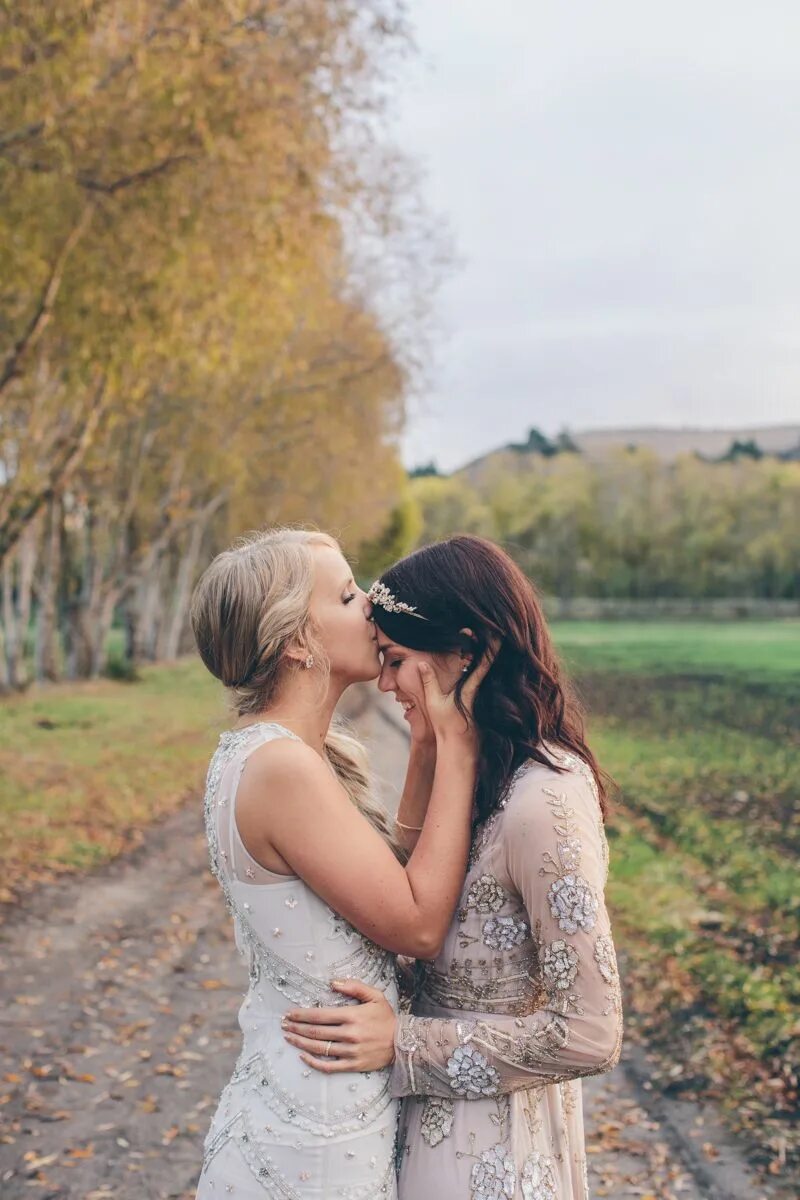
[413,748,611,1022]
[390,749,622,1200]
[196,722,399,1200]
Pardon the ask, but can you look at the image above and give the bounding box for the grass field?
[0,659,223,901]
[553,621,799,1174]
[1,621,797,1173]
[553,618,800,683]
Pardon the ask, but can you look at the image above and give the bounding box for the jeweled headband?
[367,580,428,621]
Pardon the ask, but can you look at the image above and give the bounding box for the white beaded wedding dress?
[195,722,399,1200]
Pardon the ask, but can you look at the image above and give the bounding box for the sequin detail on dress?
[196,723,398,1199]
[392,749,622,1200]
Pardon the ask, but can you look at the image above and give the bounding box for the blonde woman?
[190,530,490,1200]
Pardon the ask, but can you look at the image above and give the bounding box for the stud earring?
[304,654,314,670]
[461,664,469,674]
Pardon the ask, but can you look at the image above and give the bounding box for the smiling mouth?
[399,700,415,713]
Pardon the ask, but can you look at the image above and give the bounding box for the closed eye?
[377,643,402,668]
[343,592,357,604]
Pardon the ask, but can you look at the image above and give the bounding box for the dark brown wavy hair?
[371,535,610,823]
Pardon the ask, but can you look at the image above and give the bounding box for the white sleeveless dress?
[195,722,399,1200]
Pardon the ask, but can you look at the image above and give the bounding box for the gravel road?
[0,692,787,1199]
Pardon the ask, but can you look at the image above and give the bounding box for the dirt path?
[0,694,788,1199]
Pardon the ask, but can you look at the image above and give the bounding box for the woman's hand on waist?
[281,979,396,1073]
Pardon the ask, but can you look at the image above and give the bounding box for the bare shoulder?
[235,735,348,852]
[243,735,324,783]
[236,736,343,813]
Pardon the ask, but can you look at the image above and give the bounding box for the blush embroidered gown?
[195,722,399,1200]
[391,751,623,1200]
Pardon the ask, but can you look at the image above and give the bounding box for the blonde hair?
[190,528,402,856]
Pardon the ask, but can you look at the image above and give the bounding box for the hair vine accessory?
[367,580,427,620]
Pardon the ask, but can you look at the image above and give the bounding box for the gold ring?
[325,1040,333,1058]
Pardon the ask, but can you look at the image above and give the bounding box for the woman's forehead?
[312,543,350,582]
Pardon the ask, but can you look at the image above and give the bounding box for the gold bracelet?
[395,817,424,832]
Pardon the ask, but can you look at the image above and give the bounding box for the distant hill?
[458,424,800,481]
[570,425,800,460]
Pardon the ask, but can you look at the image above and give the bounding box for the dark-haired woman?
[190,530,493,1199]
[281,536,623,1200]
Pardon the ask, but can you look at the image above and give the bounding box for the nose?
[377,665,393,694]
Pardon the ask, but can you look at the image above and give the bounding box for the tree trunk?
[0,543,8,689]
[17,521,37,671]
[90,589,118,676]
[121,515,140,665]
[66,500,110,679]
[163,542,196,660]
[130,561,163,663]
[162,494,226,660]
[123,598,137,665]
[146,560,169,661]
[154,547,178,662]
[0,619,8,689]
[64,501,90,680]
[2,554,20,687]
[64,609,92,680]
[0,371,107,567]
[34,497,62,681]
[1,521,39,688]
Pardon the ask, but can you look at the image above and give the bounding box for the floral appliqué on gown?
[195,723,399,1199]
[392,751,623,1200]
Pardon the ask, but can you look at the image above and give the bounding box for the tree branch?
[0,200,96,398]
[116,484,231,603]
[0,373,109,565]
[0,0,186,154]
[0,120,46,151]
[269,351,392,399]
[76,152,193,195]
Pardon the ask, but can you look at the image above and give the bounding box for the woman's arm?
[390,768,623,1095]
[283,766,623,1082]
[237,661,487,960]
[394,740,436,853]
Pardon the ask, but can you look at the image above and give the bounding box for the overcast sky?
[391,1,800,471]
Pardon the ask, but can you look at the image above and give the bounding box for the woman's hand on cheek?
[280,980,396,1073]
[401,664,436,748]
[415,639,499,747]
[412,659,472,747]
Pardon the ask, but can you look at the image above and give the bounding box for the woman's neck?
[245,674,347,756]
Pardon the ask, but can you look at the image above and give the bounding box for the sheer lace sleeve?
[390,763,623,1099]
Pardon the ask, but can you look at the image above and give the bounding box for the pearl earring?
[461,664,469,674]
[304,654,314,670]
